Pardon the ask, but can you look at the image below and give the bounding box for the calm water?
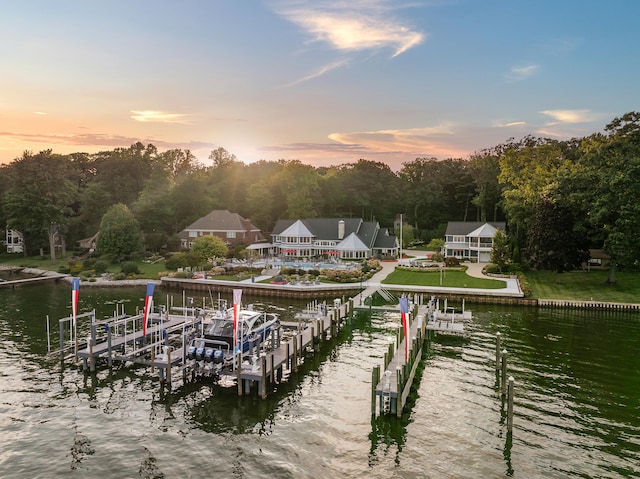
[0,283,638,478]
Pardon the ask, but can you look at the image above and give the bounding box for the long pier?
[51,297,357,399]
[370,302,430,417]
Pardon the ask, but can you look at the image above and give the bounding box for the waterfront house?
[178,210,265,249]
[444,221,506,262]
[270,218,398,260]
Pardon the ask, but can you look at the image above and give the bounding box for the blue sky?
[1,0,638,170]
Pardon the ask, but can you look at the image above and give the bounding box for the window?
[227,231,236,239]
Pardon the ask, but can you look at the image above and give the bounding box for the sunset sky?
[2,0,639,170]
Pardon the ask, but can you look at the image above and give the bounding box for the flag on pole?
[143,282,155,336]
[233,288,242,353]
[399,296,410,362]
[71,277,80,327]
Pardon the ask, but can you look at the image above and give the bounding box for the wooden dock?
[52,297,357,399]
[370,302,430,417]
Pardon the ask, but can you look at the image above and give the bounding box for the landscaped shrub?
[69,262,84,275]
[113,272,127,281]
[58,265,71,274]
[483,264,501,274]
[165,252,200,271]
[121,261,140,276]
[444,256,460,267]
[82,258,96,270]
[94,260,109,274]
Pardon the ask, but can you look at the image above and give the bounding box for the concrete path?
[364,252,523,297]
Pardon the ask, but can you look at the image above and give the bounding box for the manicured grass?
[0,254,167,279]
[524,270,640,302]
[382,268,506,289]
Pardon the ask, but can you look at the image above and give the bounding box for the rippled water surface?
[0,284,638,478]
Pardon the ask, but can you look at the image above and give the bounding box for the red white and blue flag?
[142,282,155,336]
[233,288,242,353]
[399,296,410,362]
[71,277,80,327]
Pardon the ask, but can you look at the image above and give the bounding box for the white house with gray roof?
[270,218,398,260]
[444,221,506,262]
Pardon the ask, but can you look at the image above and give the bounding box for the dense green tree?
[338,159,401,225]
[97,203,142,261]
[572,112,640,280]
[526,196,589,272]
[1,150,77,259]
[468,150,503,222]
[274,160,321,219]
[490,229,511,272]
[190,235,228,263]
[91,142,157,207]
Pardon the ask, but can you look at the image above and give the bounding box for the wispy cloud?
[130,110,191,124]
[540,109,599,125]
[283,59,350,87]
[0,130,215,153]
[275,1,425,57]
[505,64,539,82]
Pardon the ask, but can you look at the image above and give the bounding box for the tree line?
[1,112,639,277]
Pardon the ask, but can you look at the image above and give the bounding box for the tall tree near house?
[573,112,640,282]
[526,196,589,272]
[497,136,578,247]
[490,229,510,272]
[274,160,322,219]
[190,235,228,264]
[97,203,142,262]
[468,150,503,222]
[1,150,77,261]
[91,142,156,207]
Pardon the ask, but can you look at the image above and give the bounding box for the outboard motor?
[187,345,197,360]
[204,348,215,363]
[195,345,206,362]
[213,349,224,364]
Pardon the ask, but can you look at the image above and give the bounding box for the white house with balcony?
[270,217,398,260]
[444,221,505,263]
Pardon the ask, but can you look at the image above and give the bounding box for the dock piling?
[507,376,515,434]
[500,349,508,396]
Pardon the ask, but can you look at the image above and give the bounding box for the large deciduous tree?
[190,235,228,264]
[1,150,77,260]
[574,112,640,281]
[97,203,142,261]
[526,196,589,272]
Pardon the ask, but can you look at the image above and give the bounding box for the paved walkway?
[363,253,523,297]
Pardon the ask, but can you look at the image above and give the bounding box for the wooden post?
[166,347,172,389]
[285,341,291,371]
[107,325,113,369]
[260,354,267,399]
[495,332,502,371]
[292,335,298,373]
[501,349,508,396]
[507,376,515,434]
[372,365,380,416]
[59,319,65,364]
[396,365,403,418]
[269,353,275,384]
[88,337,95,373]
[236,351,243,396]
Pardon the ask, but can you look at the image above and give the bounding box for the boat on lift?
[186,304,280,378]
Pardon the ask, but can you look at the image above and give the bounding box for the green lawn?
[382,268,506,289]
[524,270,640,302]
[0,254,167,279]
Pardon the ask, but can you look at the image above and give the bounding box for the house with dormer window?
[444,221,506,263]
[178,210,265,249]
[270,218,398,260]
